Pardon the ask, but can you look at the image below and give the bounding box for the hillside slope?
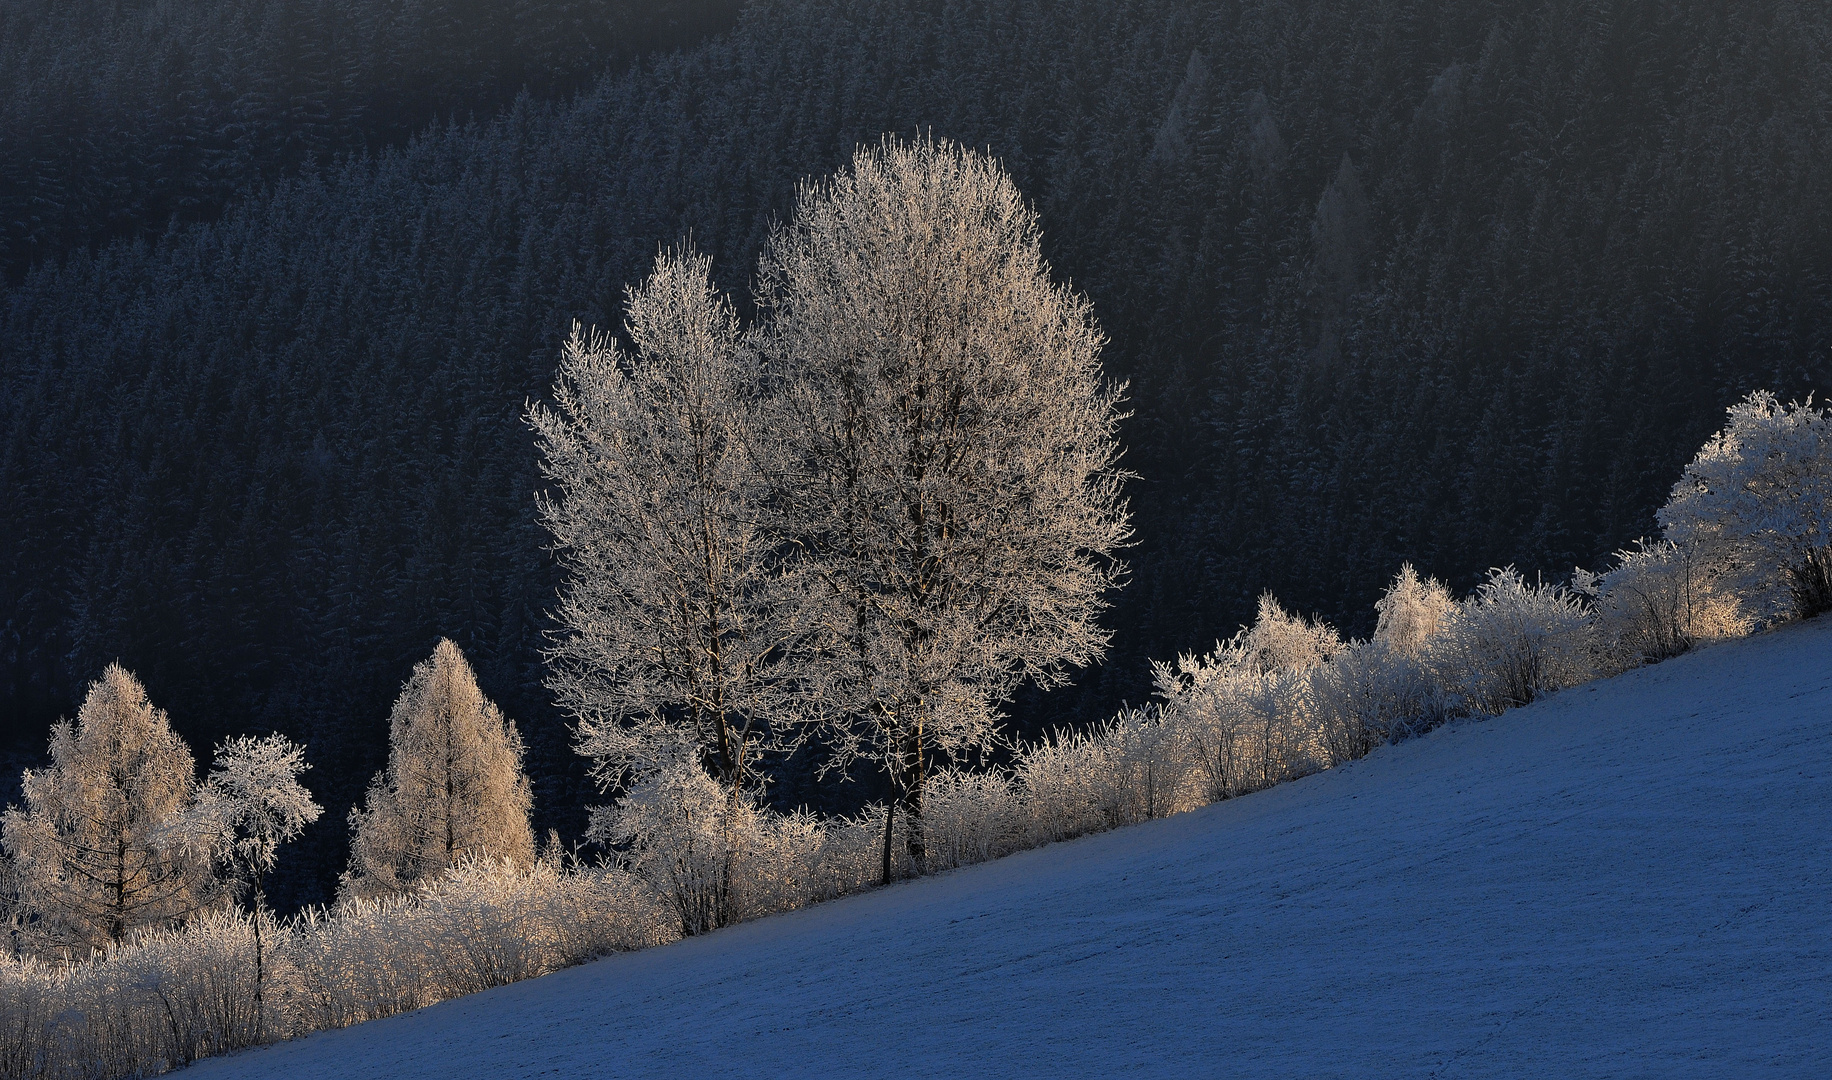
[189,619,1832,1078]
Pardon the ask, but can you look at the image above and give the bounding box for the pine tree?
[342,639,534,899]
[1,664,213,955]
[759,136,1132,882]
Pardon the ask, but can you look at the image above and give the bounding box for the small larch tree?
[758,136,1132,882]
[343,639,534,899]
[1,664,214,955]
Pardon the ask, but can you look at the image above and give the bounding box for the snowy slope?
[188,619,1832,1078]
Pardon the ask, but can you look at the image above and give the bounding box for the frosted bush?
[589,746,757,935]
[0,956,59,1079]
[743,807,834,912]
[804,807,906,894]
[589,743,834,932]
[112,909,269,1065]
[1311,566,1456,759]
[1427,567,1595,714]
[0,909,267,1080]
[1309,641,1444,761]
[1576,539,1751,671]
[1024,704,1205,833]
[1013,728,1110,842]
[284,891,438,1028]
[918,769,1028,872]
[1153,594,1339,798]
[1658,391,1832,623]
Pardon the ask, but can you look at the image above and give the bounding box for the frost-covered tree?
[532,250,809,930]
[1658,391,1832,623]
[1,665,213,955]
[758,136,1131,881]
[163,734,320,1038]
[531,249,801,798]
[343,640,534,899]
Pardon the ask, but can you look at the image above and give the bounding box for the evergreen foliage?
[0,0,744,282]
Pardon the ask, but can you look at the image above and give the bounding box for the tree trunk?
[879,800,895,886]
[902,726,926,874]
[252,879,266,1043]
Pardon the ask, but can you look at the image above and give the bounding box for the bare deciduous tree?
[343,640,534,899]
[163,734,319,1038]
[758,136,1131,881]
[531,249,808,930]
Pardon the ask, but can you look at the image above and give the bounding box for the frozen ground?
[188,619,1832,1078]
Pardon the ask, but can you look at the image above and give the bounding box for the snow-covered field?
[188,619,1832,1078]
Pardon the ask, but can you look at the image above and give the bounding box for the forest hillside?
[3,0,1829,907]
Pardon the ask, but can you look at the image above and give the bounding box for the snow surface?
[187,619,1832,1078]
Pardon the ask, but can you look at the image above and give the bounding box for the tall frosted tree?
[531,249,800,795]
[758,136,1131,882]
[1,664,214,954]
[532,249,802,931]
[343,639,534,899]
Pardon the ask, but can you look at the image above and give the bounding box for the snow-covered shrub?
[1153,594,1340,798]
[919,769,1028,872]
[1016,708,1195,846]
[285,857,667,1032]
[0,956,59,1079]
[589,746,755,935]
[802,806,907,894]
[1427,567,1595,714]
[1012,727,1110,843]
[0,857,670,1080]
[110,909,269,1065]
[1309,641,1441,761]
[282,890,437,1028]
[389,858,665,997]
[1576,538,1751,672]
[1372,563,1456,657]
[589,742,830,933]
[1658,390,1832,623]
[1311,566,1456,758]
[744,808,835,909]
[0,909,269,1080]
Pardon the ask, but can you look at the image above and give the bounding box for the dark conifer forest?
[3,0,1828,908]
